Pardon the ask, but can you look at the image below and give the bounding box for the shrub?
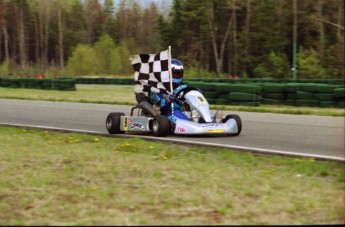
[253,51,290,79]
[297,47,328,79]
[66,44,97,76]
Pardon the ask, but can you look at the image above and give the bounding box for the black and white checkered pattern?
[131,49,171,94]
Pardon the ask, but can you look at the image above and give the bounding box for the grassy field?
[0,85,344,116]
[0,126,344,225]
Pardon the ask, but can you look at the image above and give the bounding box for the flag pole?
[168,46,174,117]
[168,46,173,94]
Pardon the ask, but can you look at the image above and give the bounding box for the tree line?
[0,0,344,79]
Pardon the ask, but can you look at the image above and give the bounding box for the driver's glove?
[169,94,177,103]
[163,94,177,103]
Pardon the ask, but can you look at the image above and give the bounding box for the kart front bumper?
[174,118,239,135]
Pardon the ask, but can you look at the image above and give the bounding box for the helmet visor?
[172,69,183,79]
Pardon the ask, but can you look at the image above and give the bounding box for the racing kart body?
[106,88,242,137]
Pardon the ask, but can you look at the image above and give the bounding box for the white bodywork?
[174,90,239,135]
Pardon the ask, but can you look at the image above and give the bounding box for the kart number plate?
[124,116,128,131]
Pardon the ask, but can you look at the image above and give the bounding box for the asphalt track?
[0,98,344,161]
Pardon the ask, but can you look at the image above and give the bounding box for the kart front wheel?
[223,114,242,136]
[151,115,171,137]
[106,112,125,134]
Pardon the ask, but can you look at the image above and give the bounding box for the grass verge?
[0,126,344,225]
[0,85,344,116]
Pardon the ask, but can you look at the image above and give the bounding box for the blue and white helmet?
[171,59,184,83]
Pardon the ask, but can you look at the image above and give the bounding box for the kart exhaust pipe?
[138,101,159,118]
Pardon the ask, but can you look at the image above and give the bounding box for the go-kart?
[106,87,242,137]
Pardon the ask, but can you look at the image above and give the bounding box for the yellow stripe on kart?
[205,129,225,133]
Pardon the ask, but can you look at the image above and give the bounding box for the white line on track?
[1,123,344,162]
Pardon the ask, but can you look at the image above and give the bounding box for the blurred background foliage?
[0,0,343,79]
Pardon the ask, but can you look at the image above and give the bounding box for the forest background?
[0,0,344,80]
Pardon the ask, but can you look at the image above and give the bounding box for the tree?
[65,0,88,52]
[28,0,54,71]
[0,0,10,61]
[317,0,325,65]
[141,2,160,52]
[84,0,103,45]
[55,0,72,69]
[246,0,289,77]
[157,0,185,57]
[13,0,30,70]
[207,0,233,75]
[93,34,117,75]
[102,0,116,37]
[117,40,131,74]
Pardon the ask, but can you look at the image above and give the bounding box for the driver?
[149,59,190,123]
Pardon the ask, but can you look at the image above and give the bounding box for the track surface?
[0,99,344,161]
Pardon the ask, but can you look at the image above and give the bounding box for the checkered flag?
[130,48,172,95]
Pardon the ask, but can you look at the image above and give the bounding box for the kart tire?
[223,114,242,136]
[151,115,171,137]
[106,112,125,134]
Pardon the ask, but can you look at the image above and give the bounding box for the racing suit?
[149,83,190,123]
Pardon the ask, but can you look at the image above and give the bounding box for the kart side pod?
[106,112,171,137]
[119,116,152,132]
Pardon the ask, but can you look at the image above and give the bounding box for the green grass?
[0,126,344,225]
[0,85,344,116]
[0,85,137,106]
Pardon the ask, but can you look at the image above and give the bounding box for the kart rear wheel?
[151,115,170,137]
[106,112,125,134]
[223,114,242,136]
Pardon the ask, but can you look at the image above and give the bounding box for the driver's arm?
[135,92,151,104]
[149,92,167,108]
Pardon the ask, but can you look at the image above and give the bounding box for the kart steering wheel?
[175,87,200,100]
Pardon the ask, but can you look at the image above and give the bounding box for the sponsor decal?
[124,117,128,131]
[177,127,186,133]
[130,122,144,130]
[128,117,133,123]
[201,123,225,128]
